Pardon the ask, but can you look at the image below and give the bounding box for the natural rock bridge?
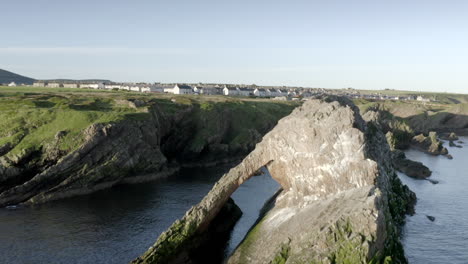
[133,96,415,264]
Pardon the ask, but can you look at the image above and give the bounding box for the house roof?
[177,84,192,89]
[238,87,253,91]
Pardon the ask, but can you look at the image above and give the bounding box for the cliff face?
[134,96,415,264]
[0,100,295,207]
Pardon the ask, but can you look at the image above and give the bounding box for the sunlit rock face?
[134,96,415,264]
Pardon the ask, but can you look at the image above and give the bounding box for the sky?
[1,0,468,92]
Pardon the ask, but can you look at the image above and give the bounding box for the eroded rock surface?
[411,132,449,156]
[134,96,415,264]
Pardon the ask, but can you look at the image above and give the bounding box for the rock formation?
[391,150,432,179]
[133,96,415,264]
[0,101,294,207]
[411,132,449,156]
[440,132,459,141]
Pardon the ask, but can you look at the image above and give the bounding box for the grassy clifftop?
[0,86,298,165]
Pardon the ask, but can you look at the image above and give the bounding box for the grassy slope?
[0,86,297,161]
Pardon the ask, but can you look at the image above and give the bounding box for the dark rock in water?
[392,150,432,179]
[426,215,436,222]
[440,132,459,141]
[458,140,464,144]
[446,154,454,160]
[449,140,463,148]
[425,179,439,184]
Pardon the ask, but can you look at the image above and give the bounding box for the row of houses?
[32,81,311,97]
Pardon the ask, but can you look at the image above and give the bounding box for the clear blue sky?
[1,0,468,92]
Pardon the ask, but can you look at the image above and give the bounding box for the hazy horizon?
[2,0,468,93]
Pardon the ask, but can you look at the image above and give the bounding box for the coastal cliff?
[134,96,415,264]
[0,93,296,207]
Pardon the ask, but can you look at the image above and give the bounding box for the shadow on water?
[0,166,232,264]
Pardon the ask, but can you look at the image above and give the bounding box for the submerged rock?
[449,140,463,148]
[426,215,436,222]
[134,97,415,264]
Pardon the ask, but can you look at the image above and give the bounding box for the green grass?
[0,87,150,161]
[0,86,299,163]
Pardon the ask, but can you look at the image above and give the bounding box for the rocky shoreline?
[0,100,296,207]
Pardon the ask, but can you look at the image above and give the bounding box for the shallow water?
[0,166,278,264]
[399,137,468,264]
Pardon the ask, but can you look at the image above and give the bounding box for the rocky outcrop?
[134,96,415,264]
[440,132,459,141]
[391,150,432,179]
[411,132,449,156]
[0,101,295,207]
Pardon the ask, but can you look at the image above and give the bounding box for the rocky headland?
[0,95,296,207]
[133,96,416,264]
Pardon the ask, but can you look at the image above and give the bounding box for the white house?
[47,82,61,88]
[105,84,122,90]
[173,84,193,95]
[84,83,105,89]
[238,87,254,96]
[254,88,271,97]
[193,85,203,94]
[33,82,46,87]
[223,86,239,96]
[416,96,430,102]
[7,82,17,87]
[130,85,141,92]
[287,90,297,97]
[164,85,175,93]
[147,84,164,93]
[203,87,222,95]
[63,83,78,88]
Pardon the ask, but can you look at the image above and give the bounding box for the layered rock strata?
[134,96,415,264]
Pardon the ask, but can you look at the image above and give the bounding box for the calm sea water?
[399,137,468,264]
[0,166,279,264]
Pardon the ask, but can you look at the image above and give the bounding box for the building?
[193,85,203,94]
[238,87,254,96]
[104,84,122,90]
[47,82,61,88]
[223,86,239,96]
[253,88,270,97]
[7,82,17,87]
[147,84,165,93]
[203,87,222,95]
[33,82,46,87]
[130,85,141,92]
[63,83,78,88]
[80,83,105,89]
[416,96,430,102]
[173,84,193,95]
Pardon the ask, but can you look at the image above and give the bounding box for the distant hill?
[0,69,36,85]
